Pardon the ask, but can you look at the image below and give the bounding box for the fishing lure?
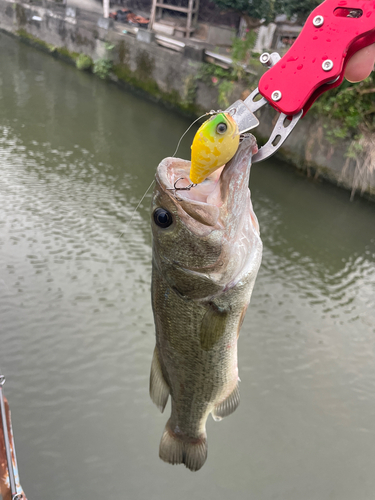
[189,112,239,185]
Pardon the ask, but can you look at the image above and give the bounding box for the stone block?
[153,22,174,36]
[184,44,204,62]
[97,17,114,30]
[65,7,76,18]
[206,25,236,46]
[136,28,155,44]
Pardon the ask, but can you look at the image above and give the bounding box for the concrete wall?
[256,107,375,199]
[205,24,236,46]
[0,0,374,199]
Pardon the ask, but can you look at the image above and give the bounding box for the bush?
[312,73,375,141]
[76,54,93,71]
[231,31,257,64]
[93,58,113,80]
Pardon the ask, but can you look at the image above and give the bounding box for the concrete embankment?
[1,0,374,199]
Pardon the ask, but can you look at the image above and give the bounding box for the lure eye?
[153,208,173,228]
[216,122,227,134]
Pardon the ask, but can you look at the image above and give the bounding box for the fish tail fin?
[159,420,207,472]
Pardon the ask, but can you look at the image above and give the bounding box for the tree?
[280,0,321,23]
[212,0,280,30]
[211,0,321,29]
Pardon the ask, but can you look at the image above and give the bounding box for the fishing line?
[119,178,155,239]
[119,110,218,239]
[171,110,218,158]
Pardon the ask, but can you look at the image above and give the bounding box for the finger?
[344,44,375,82]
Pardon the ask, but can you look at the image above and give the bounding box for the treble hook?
[167,177,197,193]
[239,132,251,143]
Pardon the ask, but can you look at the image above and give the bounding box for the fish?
[189,112,240,185]
[149,135,263,471]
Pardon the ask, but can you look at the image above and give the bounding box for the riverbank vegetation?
[312,75,375,140]
[313,74,375,197]
[211,0,320,30]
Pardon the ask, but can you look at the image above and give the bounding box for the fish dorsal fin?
[149,347,170,413]
[211,384,240,421]
[200,304,229,351]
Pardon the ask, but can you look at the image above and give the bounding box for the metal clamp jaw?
[225,52,303,163]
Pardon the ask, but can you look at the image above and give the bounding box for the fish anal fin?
[149,347,170,413]
[159,420,207,472]
[200,304,229,351]
[212,384,240,421]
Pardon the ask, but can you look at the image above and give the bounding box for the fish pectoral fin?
[212,384,240,421]
[149,347,170,413]
[200,304,229,351]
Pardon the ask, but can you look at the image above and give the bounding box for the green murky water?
[1,33,375,500]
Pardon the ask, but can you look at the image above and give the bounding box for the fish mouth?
[156,135,259,232]
[160,160,224,208]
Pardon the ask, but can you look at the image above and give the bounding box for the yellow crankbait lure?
[190,112,240,185]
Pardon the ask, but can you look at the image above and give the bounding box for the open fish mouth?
[164,163,225,206]
[155,134,259,233]
[155,158,225,231]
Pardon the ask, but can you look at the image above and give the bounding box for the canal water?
[0,33,375,500]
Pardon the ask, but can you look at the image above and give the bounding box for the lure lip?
[224,100,260,135]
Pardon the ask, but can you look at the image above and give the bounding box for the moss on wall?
[73,32,95,49]
[113,62,199,115]
[15,3,27,26]
[5,3,14,18]
[117,40,129,65]
[135,50,154,81]
[55,45,79,62]
[16,28,55,51]
[14,27,197,114]
[16,29,79,64]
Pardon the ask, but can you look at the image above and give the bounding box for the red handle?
[259,0,375,116]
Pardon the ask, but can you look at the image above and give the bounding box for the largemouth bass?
[149,135,262,471]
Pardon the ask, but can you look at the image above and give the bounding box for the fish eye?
[216,122,227,134]
[153,208,173,228]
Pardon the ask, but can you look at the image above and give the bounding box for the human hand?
[344,44,375,82]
